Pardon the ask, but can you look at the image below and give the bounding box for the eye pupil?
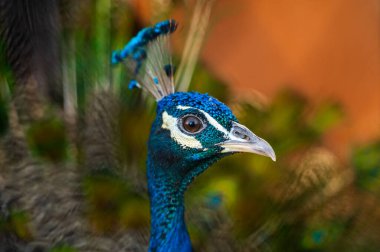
[182,116,203,133]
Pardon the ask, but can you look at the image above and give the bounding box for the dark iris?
[182,115,203,133]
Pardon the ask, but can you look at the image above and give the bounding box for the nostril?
[233,130,250,141]
[242,134,250,141]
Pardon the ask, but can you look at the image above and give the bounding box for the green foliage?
[308,101,344,135]
[236,89,344,157]
[352,141,380,195]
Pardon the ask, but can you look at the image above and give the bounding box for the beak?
[217,121,276,161]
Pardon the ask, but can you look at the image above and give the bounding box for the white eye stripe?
[177,105,229,136]
[162,111,203,149]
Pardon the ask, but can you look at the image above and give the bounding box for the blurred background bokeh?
[0,0,379,251]
[201,0,380,159]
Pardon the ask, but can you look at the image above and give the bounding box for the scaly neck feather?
[147,158,192,252]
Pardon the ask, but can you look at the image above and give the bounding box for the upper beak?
[217,121,276,161]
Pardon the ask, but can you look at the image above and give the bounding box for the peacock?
[111,19,276,251]
[2,1,380,251]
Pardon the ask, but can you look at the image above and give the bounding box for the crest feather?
[112,20,178,101]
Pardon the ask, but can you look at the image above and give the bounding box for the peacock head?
[112,19,275,190]
[148,91,275,189]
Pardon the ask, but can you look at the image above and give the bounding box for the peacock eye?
[180,115,204,134]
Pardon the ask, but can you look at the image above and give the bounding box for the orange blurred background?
[201,0,380,158]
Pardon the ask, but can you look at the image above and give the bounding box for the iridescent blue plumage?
[157,92,237,127]
[128,79,140,90]
[113,19,276,252]
[111,19,177,72]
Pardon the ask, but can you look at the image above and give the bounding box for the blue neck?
[146,121,225,251]
[147,159,192,252]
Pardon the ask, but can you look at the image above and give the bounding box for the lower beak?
[217,121,276,161]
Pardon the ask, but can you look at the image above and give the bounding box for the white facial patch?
[162,111,203,149]
[177,105,229,136]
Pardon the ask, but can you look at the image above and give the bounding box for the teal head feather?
[112,20,275,252]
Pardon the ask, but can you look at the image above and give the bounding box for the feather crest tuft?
[112,19,178,100]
